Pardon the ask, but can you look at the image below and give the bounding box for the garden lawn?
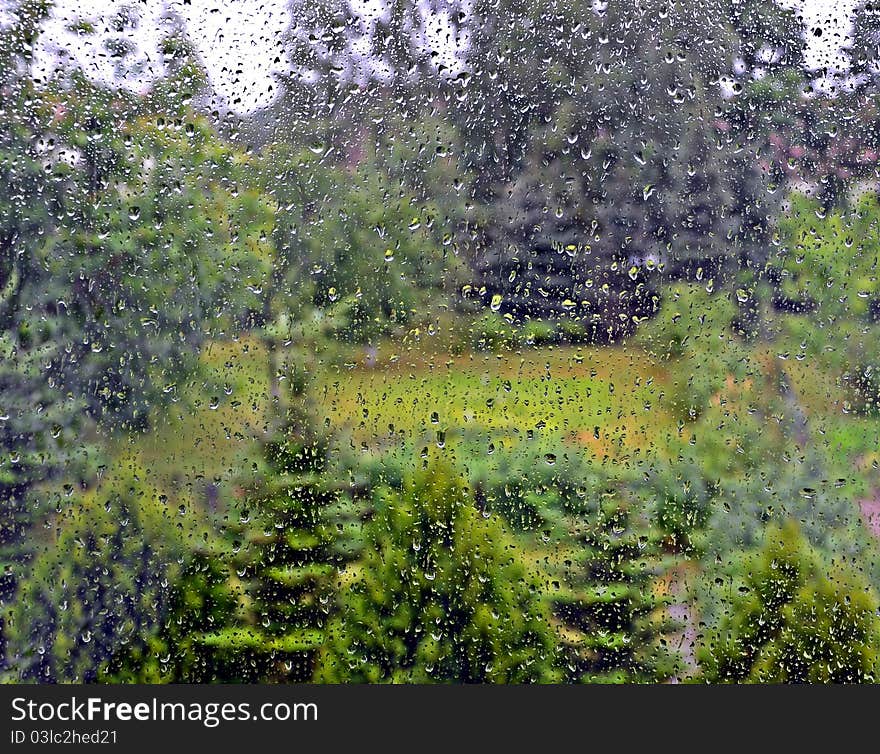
[316,345,675,459]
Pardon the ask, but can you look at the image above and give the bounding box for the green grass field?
[113,335,880,509]
[317,345,674,457]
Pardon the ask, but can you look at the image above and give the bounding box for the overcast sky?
[23,0,865,113]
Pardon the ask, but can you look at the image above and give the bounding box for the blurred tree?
[0,2,272,668]
[200,428,340,682]
[43,75,271,429]
[551,493,680,683]
[316,461,559,682]
[245,0,355,149]
[470,135,655,341]
[102,548,240,683]
[0,0,96,669]
[845,0,880,94]
[4,462,195,682]
[256,116,466,346]
[775,193,880,413]
[458,0,812,332]
[198,331,346,683]
[636,282,746,421]
[699,520,880,683]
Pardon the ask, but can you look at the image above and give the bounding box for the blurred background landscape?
[3,0,880,682]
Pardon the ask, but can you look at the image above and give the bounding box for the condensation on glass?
[0,0,878,684]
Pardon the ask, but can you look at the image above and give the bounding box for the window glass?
[2,0,879,684]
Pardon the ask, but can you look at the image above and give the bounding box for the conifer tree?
[551,494,680,683]
[101,548,240,683]
[317,461,559,683]
[201,340,341,682]
[200,424,340,681]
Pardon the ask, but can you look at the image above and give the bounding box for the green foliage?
[520,320,558,347]
[653,346,873,564]
[43,88,272,428]
[775,194,880,415]
[777,193,880,321]
[0,7,100,646]
[461,0,803,330]
[637,283,744,420]
[551,493,680,683]
[698,521,880,683]
[317,461,559,682]
[0,24,272,669]
[0,327,96,588]
[637,283,737,360]
[464,442,605,534]
[469,311,519,352]
[102,549,240,683]
[4,461,197,682]
[469,310,627,352]
[201,431,339,682]
[257,120,466,344]
[5,0,880,689]
[637,459,717,555]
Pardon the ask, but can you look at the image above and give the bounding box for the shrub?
[316,461,559,682]
[698,521,880,683]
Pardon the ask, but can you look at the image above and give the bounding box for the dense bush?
[4,462,199,682]
[316,462,559,682]
[698,521,880,683]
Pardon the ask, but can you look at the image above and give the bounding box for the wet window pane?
[2,0,880,685]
